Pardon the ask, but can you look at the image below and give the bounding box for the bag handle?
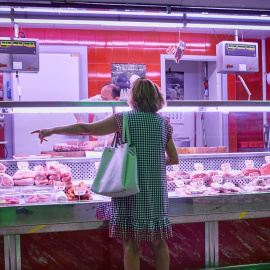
[122,112,131,145]
[110,132,118,148]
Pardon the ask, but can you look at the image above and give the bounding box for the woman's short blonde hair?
[128,77,166,112]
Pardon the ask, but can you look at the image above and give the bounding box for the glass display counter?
[1,100,270,270]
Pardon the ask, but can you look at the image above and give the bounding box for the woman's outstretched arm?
[31,115,119,143]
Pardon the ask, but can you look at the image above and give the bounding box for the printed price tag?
[174,180,185,188]
[94,162,100,170]
[0,200,5,204]
[265,156,270,163]
[17,162,29,170]
[249,172,259,181]
[194,163,204,171]
[192,178,204,186]
[166,44,177,55]
[212,175,223,184]
[172,165,179,171]
[49,161,60,167]
[245,160,254,168]
[74,186,86,196]
[54,181,65,191]
[221,163,231,171]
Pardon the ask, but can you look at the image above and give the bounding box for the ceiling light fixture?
[187,13,270,21]
[0,7,11,11]
[0,18,11,23]
[15,18,183,28]
[187,23,270,30]
[13,7,183,17]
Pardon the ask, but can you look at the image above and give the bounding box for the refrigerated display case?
[1,100,270,270]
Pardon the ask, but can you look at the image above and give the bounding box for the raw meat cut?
[0,173,14,187]
[210,182,241,193]
[260,163,270,175]
[241,167,261,176]
[48,174,61,181]
[35,179,49,186]
[223,170,243,178]
[14,178,35,186]
[0,163,6,173]
[0,196,20,204]
[190,171,209,181]
[13,170,36,180]
[25,194,51,203]
[45,161,60,175]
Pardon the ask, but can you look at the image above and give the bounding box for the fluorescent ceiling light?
[115,107,132,113]
[10,107,114,114]
[187,23,270,30]
[217,106,270,112]
[188,13,270,21]
[162,106,270,113]
[0,8,11,11]
[161,107,199,112]
[14,7,183,17]
[6,106,270,113]
[15,18,183,28]
[0,18,11,23]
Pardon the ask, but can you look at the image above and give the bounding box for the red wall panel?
[128,48,144,63]
[0,27,267,153]
[112,47,129,63]
[96,47,113,63]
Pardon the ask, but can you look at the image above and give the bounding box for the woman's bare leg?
[123,239,141,270]
[150,239,170,270]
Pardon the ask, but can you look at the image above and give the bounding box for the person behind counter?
[74,82,120,151]
[32,77,179,270]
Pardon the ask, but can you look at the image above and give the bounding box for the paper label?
[239,64,246,71]
[172,165,179,171]
[192,178,204,186]
[0,200,5,204]
[245,160,254,168]
[174,180,185,188]
[94,162,100,170]
[221,163,231,171]
[212,175,223,184]
[265,156,270,163]
[74,186,87,196]
[249,172,259,181]
[54,181,65,191]
[50,161,60,167]
[17,162,29,170]
[194,163,204,171]
[13,62,22,69]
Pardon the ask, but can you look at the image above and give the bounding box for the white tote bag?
[91,112,139,197]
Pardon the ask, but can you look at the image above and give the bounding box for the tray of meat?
[24,193,53,204]
[66,182,92,201]
[53,141,82,152]
[0,195,21,205]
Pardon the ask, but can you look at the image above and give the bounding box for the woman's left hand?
[31,129,51,144]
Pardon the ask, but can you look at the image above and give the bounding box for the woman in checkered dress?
[33,78,179,270]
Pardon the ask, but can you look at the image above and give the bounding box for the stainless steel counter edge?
[1,151,269,163]
[1,192,270,233]
[0,100,270,108]
[1,209,270,236]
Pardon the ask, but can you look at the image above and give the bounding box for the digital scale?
[0,37,39,72]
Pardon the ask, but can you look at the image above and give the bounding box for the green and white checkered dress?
[109,110,173,242]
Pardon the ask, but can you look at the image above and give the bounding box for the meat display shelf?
[1,193,270,270]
